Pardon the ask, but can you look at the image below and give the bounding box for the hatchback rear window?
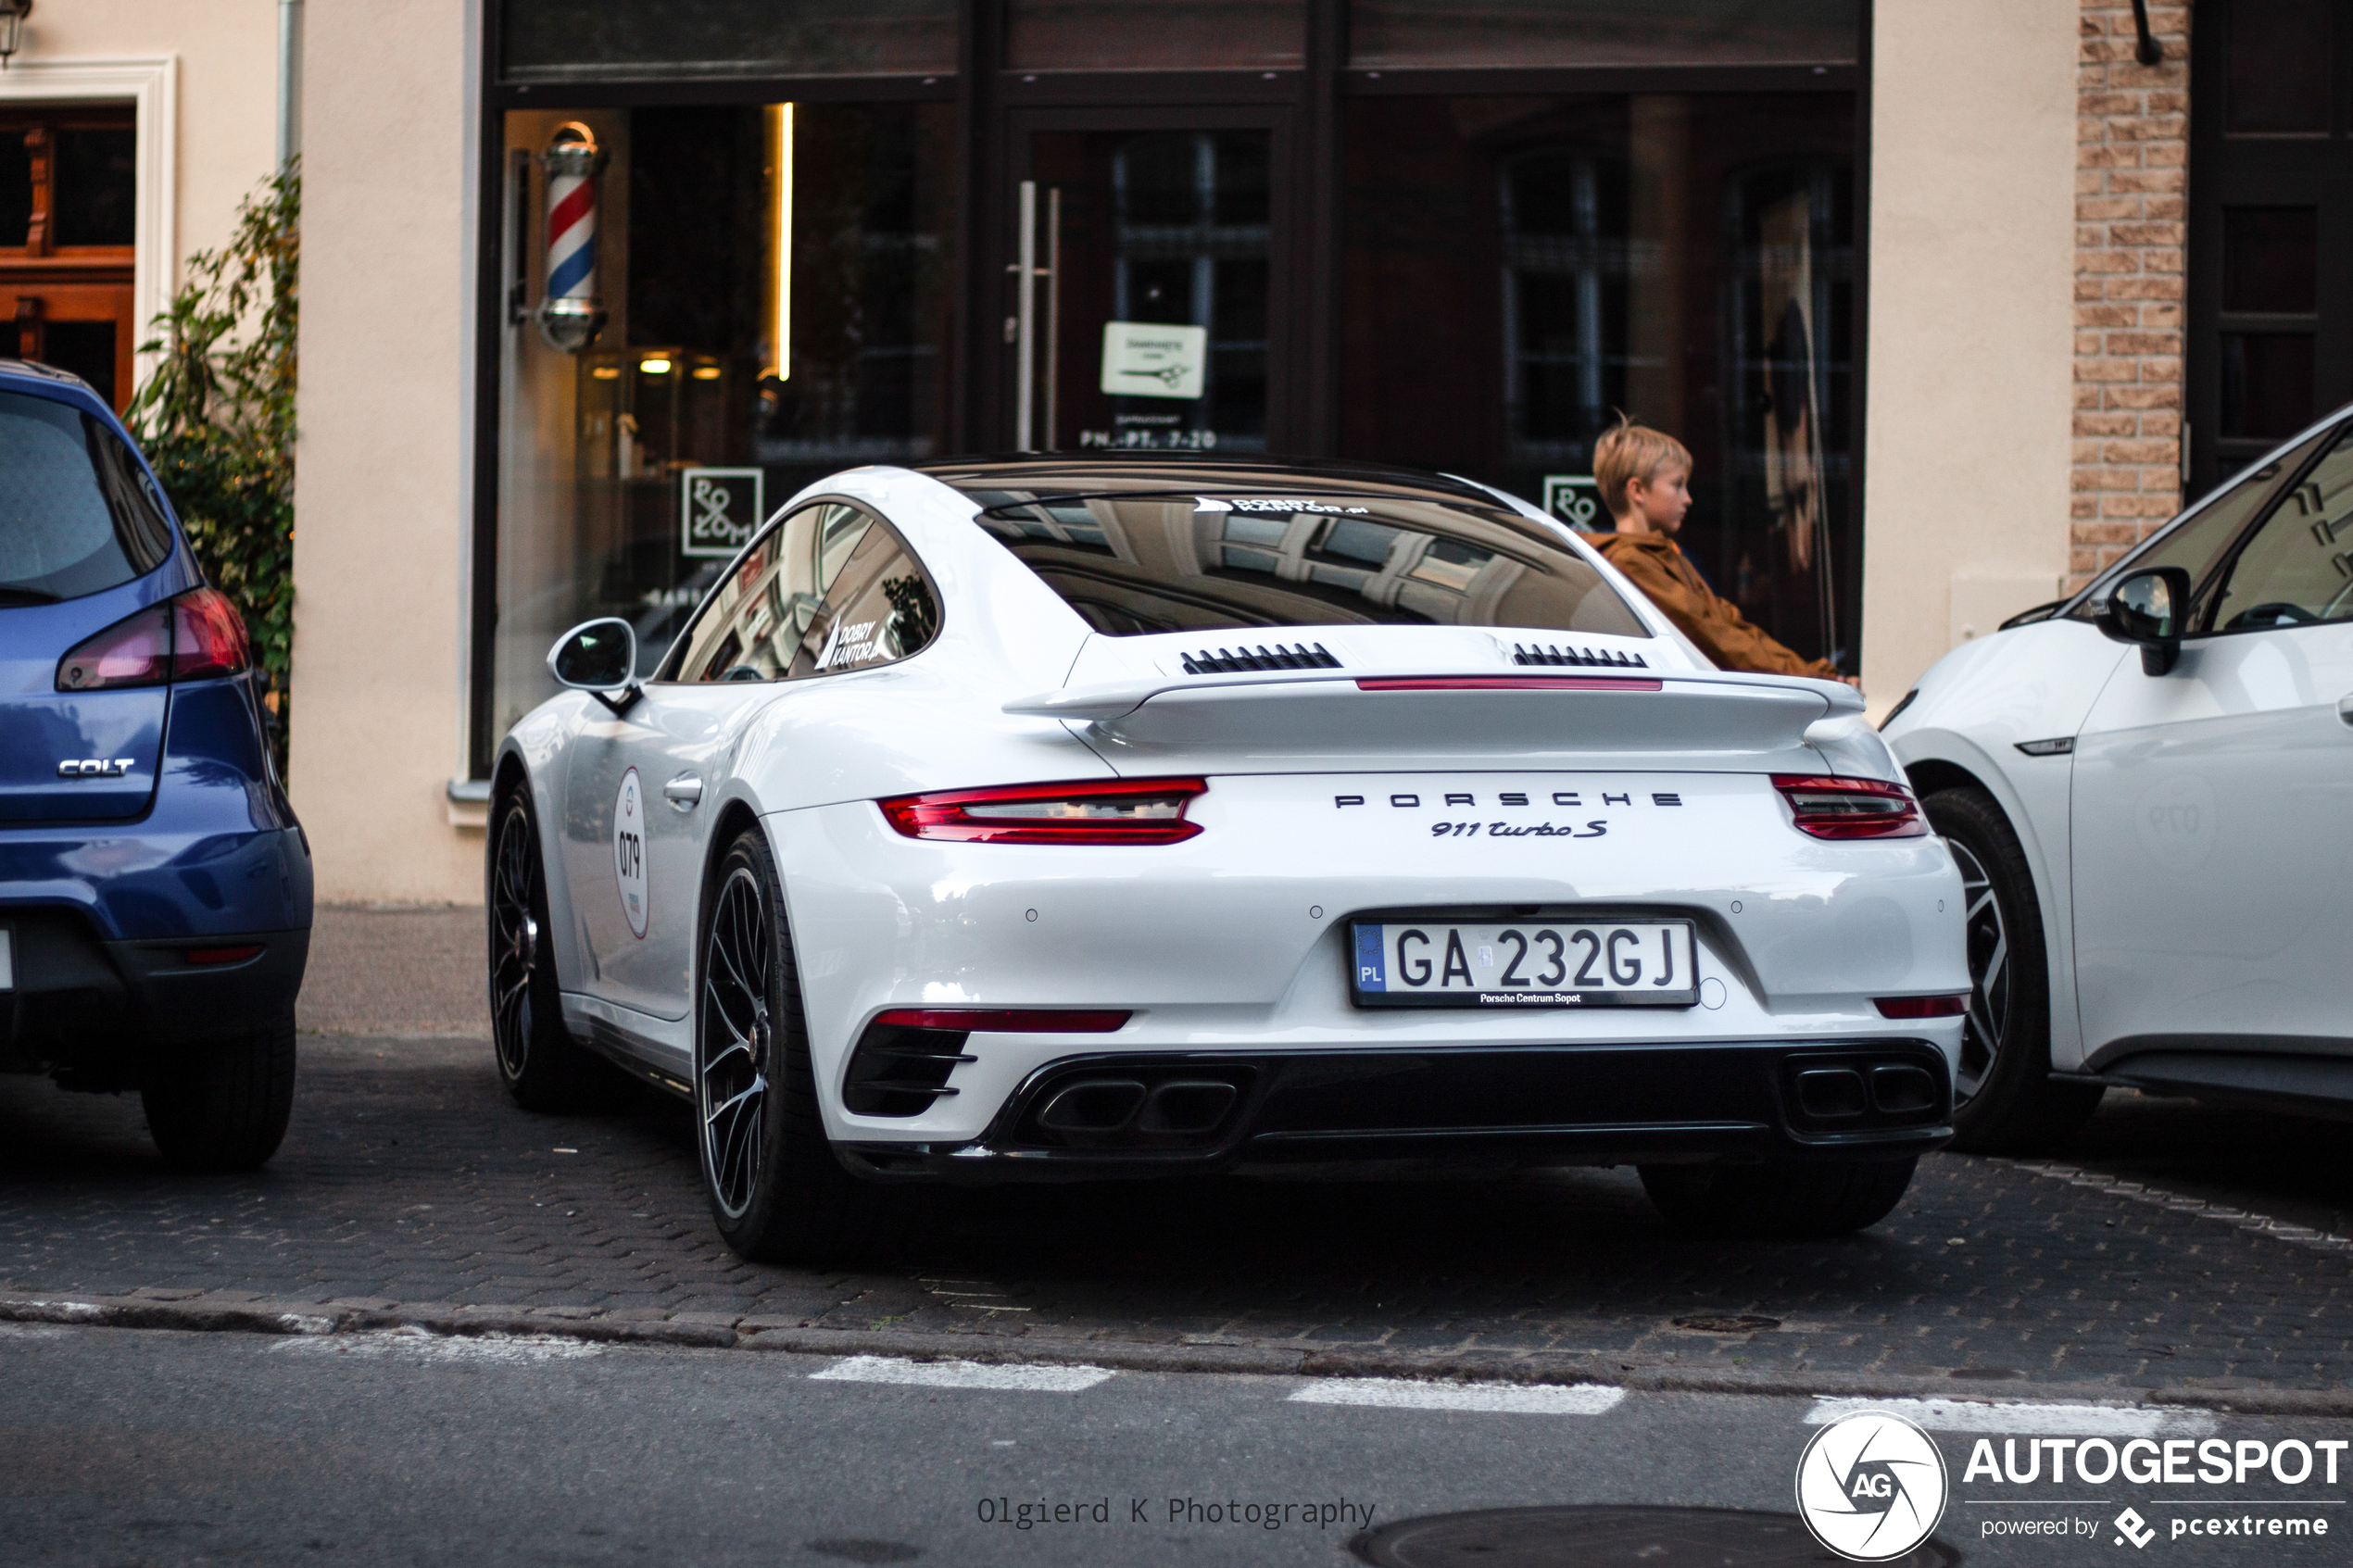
[966,489,1648,638]
[0,390,174,605]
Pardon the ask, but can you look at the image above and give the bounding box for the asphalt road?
[3,1322,2347,1568]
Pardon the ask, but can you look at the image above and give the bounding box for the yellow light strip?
[766,103,794,383]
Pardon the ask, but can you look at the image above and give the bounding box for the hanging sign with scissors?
[1100,321,1206,401]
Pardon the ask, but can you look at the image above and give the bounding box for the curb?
[6,1291,2350,1416]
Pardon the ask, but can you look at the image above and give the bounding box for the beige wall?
[4,0,277,281]
[1859,0,2082,708]
[289,0,482,904]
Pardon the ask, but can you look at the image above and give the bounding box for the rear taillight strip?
[1356,675,1662,693]
[878,777,1207,845]
[1770,773,1928,840]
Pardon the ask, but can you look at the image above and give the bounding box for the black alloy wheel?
[1922,786,2101,1153]
[698,859,772,1222]
[488,787,599,1110]
[694,826,895,1261]
[1949,836,2009,1108]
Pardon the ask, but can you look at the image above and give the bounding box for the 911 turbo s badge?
[613,768,648,939]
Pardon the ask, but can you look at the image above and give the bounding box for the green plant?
[125,163,299,772]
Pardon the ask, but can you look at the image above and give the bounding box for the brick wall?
[2071,0,2193,589]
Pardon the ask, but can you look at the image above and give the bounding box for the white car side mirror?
[547,618,644,715]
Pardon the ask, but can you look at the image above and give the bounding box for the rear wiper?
[0,587,62,607]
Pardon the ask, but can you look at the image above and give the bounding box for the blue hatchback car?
[0,359,311,1170]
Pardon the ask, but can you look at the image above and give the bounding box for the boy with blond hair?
[1588,420,1851,684]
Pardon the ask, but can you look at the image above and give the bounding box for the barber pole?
[535,122,607,353]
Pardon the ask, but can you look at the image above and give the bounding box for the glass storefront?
[477,1,1864,769]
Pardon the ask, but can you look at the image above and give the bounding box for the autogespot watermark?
[1798,1408,2347,1556]
[974,1495,1378,1532]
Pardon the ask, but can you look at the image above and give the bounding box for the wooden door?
[0,109,138,411]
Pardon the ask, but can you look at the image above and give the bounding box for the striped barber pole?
[535,122,607,353]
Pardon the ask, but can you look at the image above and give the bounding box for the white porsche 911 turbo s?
[1884,408,2353,1154]
[489,457,1969,1261]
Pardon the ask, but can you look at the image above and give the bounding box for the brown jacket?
[1593,531,1840,679]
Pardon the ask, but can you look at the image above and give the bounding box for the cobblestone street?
[6,1003,2351,1398]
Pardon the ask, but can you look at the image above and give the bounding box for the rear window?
[0,390,174,605]
[969,489,1648,638]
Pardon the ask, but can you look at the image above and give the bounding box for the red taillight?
[874,1009,1131,1033]
[172,588,251,681]
[1875,995,1970,1019]
[878,778,1207,845]
[57,588,251,692]
[1770,774,1927,839]
[1356,675,1663,693]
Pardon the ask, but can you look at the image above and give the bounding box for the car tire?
[697,824,897,1263]
[1922,785,2101,1154]
[488,785,605,1112]
[1637,1157,1917,1236]
[141,1007,297,1172]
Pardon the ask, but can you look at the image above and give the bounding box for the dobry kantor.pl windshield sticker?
[1796,1410,1950,1562]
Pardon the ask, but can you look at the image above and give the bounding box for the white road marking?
[1289,1378,1627,1415]
[0,1323,71,1339]
[2012,1162,2353,1256]
[1805,1397,2217,1436]
[811,1355,1113,1392]
[271,1330,603,1363]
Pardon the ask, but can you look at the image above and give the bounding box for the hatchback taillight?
[878,778,1208,845]
[1770,774,1927,839]
[57,587,250,693]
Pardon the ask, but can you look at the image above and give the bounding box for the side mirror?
[2097,566,2191,676]
[547,618,643,715]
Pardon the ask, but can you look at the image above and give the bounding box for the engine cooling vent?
[1513,642,1648,669]
[1178,642,1340,674]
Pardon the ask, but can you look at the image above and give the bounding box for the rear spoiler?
[1004,669,1863,770]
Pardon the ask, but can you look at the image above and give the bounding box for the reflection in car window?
[968,492,1648,638]
[2209,425,2353,632]
[0,390,173,605]
[667,502,939,683]
[2066,422,2336,624]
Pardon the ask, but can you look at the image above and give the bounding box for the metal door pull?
[663,775,704,809]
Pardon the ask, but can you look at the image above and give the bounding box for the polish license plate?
[1350,919,1697,1009]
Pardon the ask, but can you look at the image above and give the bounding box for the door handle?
[662,774,704,810]
[2338,694,2353,729]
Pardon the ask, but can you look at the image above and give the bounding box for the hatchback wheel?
[141,1007,297,1172]
[697,825,892,1262]
[489,787,601,1110]
[1924,785,2100,1153]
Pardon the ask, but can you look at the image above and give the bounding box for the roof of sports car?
[914,453,1504,508]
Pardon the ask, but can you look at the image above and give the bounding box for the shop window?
[490,102,952,744]
[0,110,139,411]
[1340,93,1856,671]
[497,0,955,82]
[1348,0,1858,72]
[1500,149,1632,470]
[1005,0,1304,72]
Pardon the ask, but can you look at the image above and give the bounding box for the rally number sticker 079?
[613,768,648,939]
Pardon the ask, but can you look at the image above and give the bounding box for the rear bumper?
[0,906,308,1085]
[838,1038,1952,1182]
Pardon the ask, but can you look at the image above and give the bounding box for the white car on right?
[1884,408,2353,1151]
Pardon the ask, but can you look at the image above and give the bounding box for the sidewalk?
[296,903,487,1037]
